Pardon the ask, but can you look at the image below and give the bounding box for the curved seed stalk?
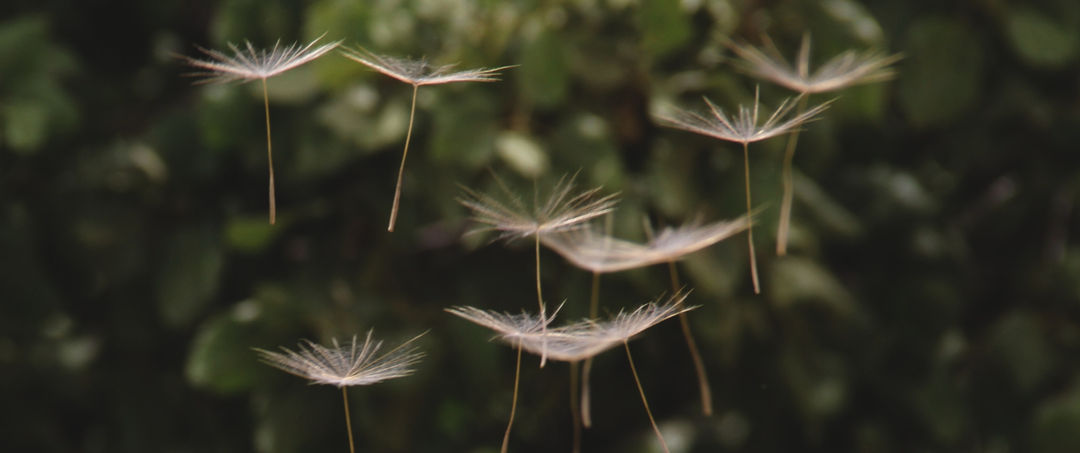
[580,271,601,427]
[342,387,356,453]
[387,84,420,232]
[743,142,761,293]
[776,95,809,255]
[625,342,669,453]
[666,262,713,415]
[501,342,523,453]
[262,78,276,225]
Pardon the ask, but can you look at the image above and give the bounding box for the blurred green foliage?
[2,0,1080,452]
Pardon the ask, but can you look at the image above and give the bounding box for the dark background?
[2,0,1080,452]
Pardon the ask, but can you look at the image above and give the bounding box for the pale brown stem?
[666,261,713,416]
[581,272,600,427]
[624,342,669,453]
[501,342,523,453]
[388,84,419,232]
[262,78,276,225]
[777,96,809,256]
[535,234,548,367]
[743,142,761,294]
[569,361,582,453]
[342,387,355,453]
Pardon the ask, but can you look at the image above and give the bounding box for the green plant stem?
[743,142,761,294]
[501,342,523,453]
[624,342,669,453]
[342,387,355,453]
[777,95,809,256]
[388,83,419,232]
[569,361,582,453]
[667,261,713,416]
[581,272,600,428]
[262,78,276,225]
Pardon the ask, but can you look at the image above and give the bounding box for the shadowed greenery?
[2,1,1080,452]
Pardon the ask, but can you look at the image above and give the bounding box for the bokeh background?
[3,0,1080,452]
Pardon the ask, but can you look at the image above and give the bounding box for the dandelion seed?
[727,34,901,95]
[450,293,694,453]
[446,305,559,453]
[541,216,747,421]
[341,46,515,232]
[658,88,830,294]
[255,330,424,453]
[181,34,341,225]
[541,215,751,274]
[727,34,900,255]
[460,174,618,366]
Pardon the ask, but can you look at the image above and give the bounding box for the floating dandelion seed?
[541,215,751,274]
[341,46,515,232]
[726,34,901,95]
[543,215,749,420]
[446,304,560,453]
[460,174,618,366]
[181,34,341,225]
[727,34,900,255]
[658,87,830,294]
[255,331,425,453]
[450,293,694,453]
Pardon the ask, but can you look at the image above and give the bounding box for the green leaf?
[185,302,265,394]
[495,131,548,178]
[1006,7,1079,70]
[768,256,855,315]
[898,17,984,128]
[429,89,498,169]
[156,224,225,328]
[226,215,281,253]
[639,0,692,58]
[519,29,570,109]
[1032,379,1080,453]
[2,99,49,153]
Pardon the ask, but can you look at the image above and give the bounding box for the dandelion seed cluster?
[178,29,897,453]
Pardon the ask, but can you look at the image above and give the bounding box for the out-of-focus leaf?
[429,89,498,169]
[1032,379,1080,453]
[988,312,1054,394]
[157,224,225,328]
[495,131,548,178]
[898,17,984,128]
[820,0,885,43]
[186,300,268,394]
[782,348,848,421]
[226,215,281,253]
[646,141,698,218]
[1005,7,1079,70]
[794,171,863,240]
[519,28,570,109]
[0,16,78,154]
[769,256,855,315]
[639,0,691,59]
[2,99,50,153]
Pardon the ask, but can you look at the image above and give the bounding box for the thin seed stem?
[777,96,809,256]
[624,342,669,453]
[388,84,420,232]
[501,342,523,453]
[667,261,713,416]
[262,78,276,225]
[342,387,356,453]
[581,272,600,428]
[569,361,582,453]
[743,142,761,294]
[536,234,548,367]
